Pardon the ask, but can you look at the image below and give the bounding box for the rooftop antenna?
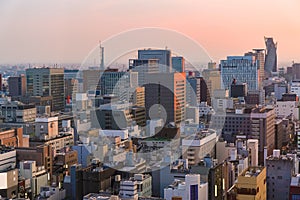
[99,41,105,70]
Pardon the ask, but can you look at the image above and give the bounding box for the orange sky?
[0,0,299,65]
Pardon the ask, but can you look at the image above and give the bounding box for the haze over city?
[0,0,300,65]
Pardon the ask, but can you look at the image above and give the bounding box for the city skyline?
[0,0,300,65]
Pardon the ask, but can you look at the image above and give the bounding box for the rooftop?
[240,166,264,177]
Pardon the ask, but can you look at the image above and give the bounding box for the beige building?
[132,87,145,107]
[145,72,186,125]
[0,101,36,123]
[202,68,221,97]
[182,129,217,166]
[82,69,101,92]
[236,166,266,200]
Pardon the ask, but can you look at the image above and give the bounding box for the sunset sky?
[0,0,299,66]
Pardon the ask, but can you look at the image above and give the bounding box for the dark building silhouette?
[8,75,26,97]
[187,75,211,106]
[26,68,64,112]
[230,82,247,98]
[264,37,277,76]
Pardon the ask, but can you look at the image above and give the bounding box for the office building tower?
[26,68,64,111]
[290,63,300,81]
[247,139,259,166]
[186,75,211,106]
[65,78,78,104]
[266,150,294,200]
[129,59,159,86]
[245,49,265,84]
[8,74,26,97]
[264,37,277,76]
[132,87,145,107]
[199,77,210,105]
[202,66,221,97]
[220,55,259,91]
[82,69,101,92]
[291,81,300,97]
[64,69,80,80]
[211,107,275,165]
[186,75,200,106]
[100,71,138,99]
[138,49,172,73]
[171,56,185,73]
[144,72,186,125]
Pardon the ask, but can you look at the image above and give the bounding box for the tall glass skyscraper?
[220,55,259,91]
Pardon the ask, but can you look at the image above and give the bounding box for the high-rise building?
[208,161,233,200]
[26,68,64,111]
[264,37,277,76]
[82,69,101,92]
[290,63,300,81]
[65,78,78,104]
[202,66,221,97]
[132,87,145,107]
[138,49,172,73]
[211,107,275,165]
[220,55,259,91]
[247,139,259,166]
[266,150,294,200]
[245,49,265,84]
[144,72,186,125]
[8,74,26,97]
[186,75,211,106]
[100,71,138,100]
[129,59,159,86]
[171,57,185,73]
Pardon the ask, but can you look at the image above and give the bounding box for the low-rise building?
[235,166,266,200]
[0,145,18,199]
[19,160,49,199]
[37,186,66,200]
[164,174,208,200]
[0,101,36,123]
[182,129,217,166]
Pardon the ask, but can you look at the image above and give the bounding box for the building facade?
[8,75,26,97]
[26,68,64,111]
[220,55,259,91]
